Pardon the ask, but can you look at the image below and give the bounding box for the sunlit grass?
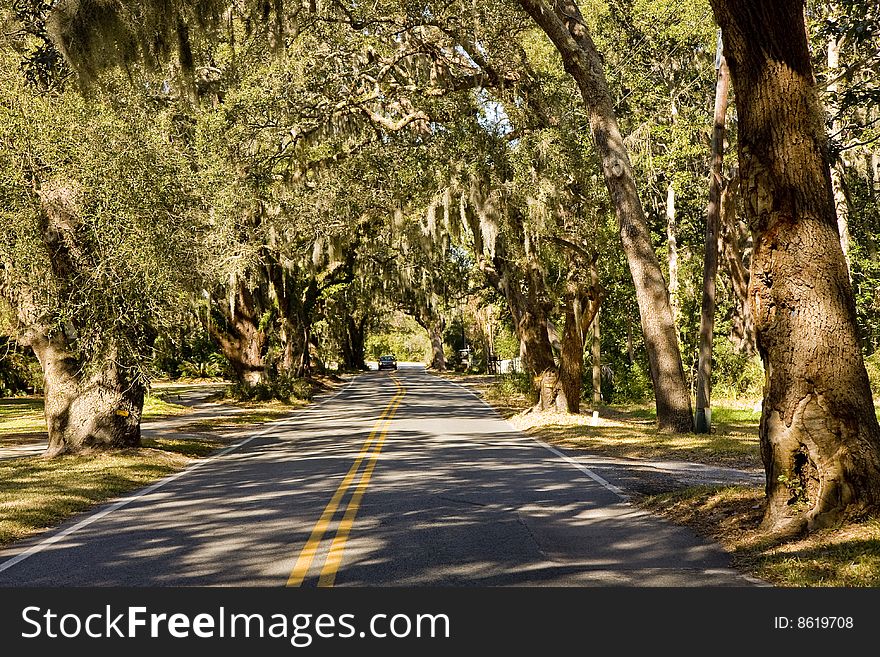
[0,436,220,547]
[142,394,191,418]
[176,401,306,432]
[0,397,46,442]
[506,402,762,470]
[642,486,880,587]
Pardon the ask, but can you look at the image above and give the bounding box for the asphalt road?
[0,365,760,586]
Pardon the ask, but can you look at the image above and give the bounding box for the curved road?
[0,365,758,586]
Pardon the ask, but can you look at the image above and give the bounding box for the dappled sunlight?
[0,370,753,587]
[507,405,762,471]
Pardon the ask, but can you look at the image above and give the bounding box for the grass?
[0,436,220,547]
[642,487,880,587]
[0,397,46,446]
[465,372,880,587]
[177,402,304,432]
[511,407,761,470]
[142,394,192,418]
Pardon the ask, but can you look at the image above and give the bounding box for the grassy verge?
[0,397,46,446]
[0,436,221,547]
[176,400,306,432]
[462,372,880,587]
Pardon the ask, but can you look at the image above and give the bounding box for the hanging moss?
[45,0,229,85]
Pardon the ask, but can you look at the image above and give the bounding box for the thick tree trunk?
[470,219,559,407]
[519,0,694,432]
[341,315,367,370]
[558,303,581,413]
[26,330,143,456]
[695,52,730,433]
[207,286,269,387]
[711,0,880,532]
[558,282,595,414]
[413,311,447,371]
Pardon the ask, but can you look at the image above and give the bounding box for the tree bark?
[427,320,446,370]
[558,300,581,413]
[558,280,599,414]
[666,183,680,326]
[25,329,143,456]
[341,315,368,370]
[719,173,757,355]
[519,0,694,432]
[207,285,269,387]
[826,34,852,276]
[465,200,560,409]
[711,0,880,532]
[9,181,147,455]
[695,51,730,433]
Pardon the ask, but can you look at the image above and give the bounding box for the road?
[0,365,760,586]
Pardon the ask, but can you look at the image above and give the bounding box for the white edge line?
[436,375,627,501]
[0,374,361,575]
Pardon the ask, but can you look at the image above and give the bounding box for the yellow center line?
[317,380,405,587]
[286,376,405,587]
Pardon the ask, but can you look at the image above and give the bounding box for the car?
[377,355,397,370]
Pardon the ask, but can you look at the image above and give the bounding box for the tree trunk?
[207,286,269,387]
[711,0,880,532]
[26,330,143,456]
[468,208,560,407]
[341,315,367,370]
[558,305,580,413]
[428,320,446,370]
[826,34,852,276]
[591,308,602,406]
[719,173,757,356]
[558,282,592,414]
[695,50,730,434]
[588,256,602,407]
[666,183,680,326]
[519,0,694,433]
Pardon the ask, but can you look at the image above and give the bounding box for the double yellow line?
[286,374,405,587]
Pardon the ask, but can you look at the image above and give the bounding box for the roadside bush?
[486,372,536,407]
[0,340,43,396]
[178,353,229,380]
[712,339,764,400]
[605,361,653,404]
[227,374,314,403]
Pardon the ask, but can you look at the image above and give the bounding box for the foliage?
[0,338,43,395]
[366,312,431,363]
[711,338,764,400]
[227,374,313,403]
[2,0,877,430]
[867,351,880,397]
[0,43,206,380]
